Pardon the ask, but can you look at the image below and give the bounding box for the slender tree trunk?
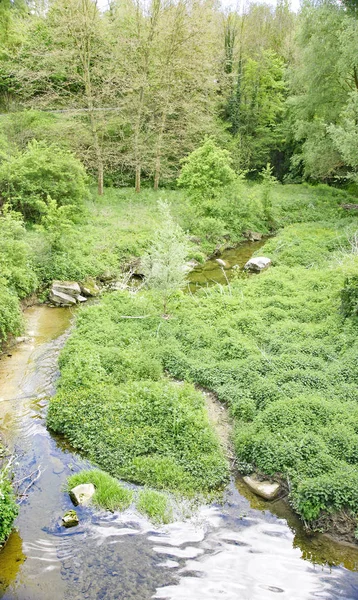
[135,163,141,193]
[153,112,167,190]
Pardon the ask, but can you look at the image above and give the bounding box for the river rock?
[216,258,227,268]
[244,257,271,272]
[243,475,280,500]
[52,281,81,298]
[49,289,77,307]
[244,230,263,242]
[80,278,100,297]
[62,510,79,527]
[69,483,95,506]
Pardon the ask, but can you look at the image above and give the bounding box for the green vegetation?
[0,141,87,222]
[67,469,133,511]
[137,489,172,524]
[0,451,18,547]
[48,181,358,534]
[48,290,229,494]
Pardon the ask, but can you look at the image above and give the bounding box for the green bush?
[0,283,23,343]
[341,275,358,318]
[0,463,18,547]
[177,139,236,202]
[0,210,38,298]
[0,140,88,222]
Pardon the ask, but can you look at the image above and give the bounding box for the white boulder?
[69,483,95,506]
[244,257,272,272]
[243,475,280,500]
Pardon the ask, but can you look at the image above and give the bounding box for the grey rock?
[77,295,87,303]
[49,290,77,306]
[243,475,280,500]
[244,256,271,272]
[69,483,95,506]
[52,281,81,298]
[62,510,79,527]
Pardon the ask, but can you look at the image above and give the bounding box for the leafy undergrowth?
[48,293,229,495]
[0,447,18,547]
[48,185,358,532]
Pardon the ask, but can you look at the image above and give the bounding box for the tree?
[288,0,358,181]
[141,201,188,314]
[177,138,236,202]
[48,0,107,195]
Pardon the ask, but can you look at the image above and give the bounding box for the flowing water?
[1,245,358,599]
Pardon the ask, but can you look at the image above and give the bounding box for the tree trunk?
[153,108,168,190]
[135,164,141,193]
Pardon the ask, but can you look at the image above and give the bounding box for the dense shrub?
[0,461,18,546]
[0,140,88,222]
[0,210,37,298]
[341,275,358,318]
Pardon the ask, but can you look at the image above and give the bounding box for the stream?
[2,244,358,599]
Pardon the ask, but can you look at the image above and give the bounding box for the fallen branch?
[17,466,42,504]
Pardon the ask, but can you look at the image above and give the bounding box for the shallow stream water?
[1,244,358,599]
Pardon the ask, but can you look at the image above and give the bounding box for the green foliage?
[177,139,236,202]
[260,163,278,227]
[0,208,37,297]
[0,461,18,546]
[137,489,172,524]
[0,140,88,222]
[0,283,22,343]
[67,469,133,511]
[48,292,229,495]
[341,275,358,318]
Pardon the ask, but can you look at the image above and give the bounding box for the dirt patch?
[200,388,235,464]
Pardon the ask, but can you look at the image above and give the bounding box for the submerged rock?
[244,257,272,272]
[62,510,79,528]
[243,475,280,500]
[49,289,77,307]
[215,258,227,268]
[69,483,95,506]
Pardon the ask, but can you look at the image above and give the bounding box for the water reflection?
[0,531,26,598]
[187,239,266,292]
